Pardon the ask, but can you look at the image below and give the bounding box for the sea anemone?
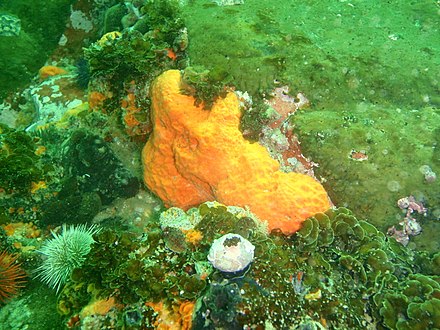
[35,224,100,293]
[0,250,26,303]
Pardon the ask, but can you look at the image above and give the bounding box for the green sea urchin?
[36,224,100,293]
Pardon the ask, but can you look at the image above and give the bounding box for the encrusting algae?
[142,70,331,235]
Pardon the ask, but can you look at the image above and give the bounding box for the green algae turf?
[0,279,64,330]
[0,0,75,99]
[182,0,439,109]
[292,104,440,253]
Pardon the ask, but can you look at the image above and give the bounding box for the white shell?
[208,233,255,273]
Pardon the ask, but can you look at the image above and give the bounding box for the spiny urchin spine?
[0,250,26,303]
[35,224,100,293]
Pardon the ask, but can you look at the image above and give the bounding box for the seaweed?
[49,204,440,328]
[0,124,43,193]
[180,66,232,110]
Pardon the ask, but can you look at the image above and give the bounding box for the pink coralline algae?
[349,149,368,162]
[259,85,318,176]
[264,85,310,129]
[397,196,427,215]
[419,165,437,184]
[387,195,426,246]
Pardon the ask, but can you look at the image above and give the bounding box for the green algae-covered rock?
[0,280,64,330]
[182,1,439,108]
[292,105,440,252]
[0,0,75,99]
[0,28,45,99]
[0,124,43,193]
[0,14,21,36]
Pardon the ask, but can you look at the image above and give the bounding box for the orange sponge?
[142,70,330,235]
[38,65,68,81]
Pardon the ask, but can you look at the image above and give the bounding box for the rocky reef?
[0,0,438,329]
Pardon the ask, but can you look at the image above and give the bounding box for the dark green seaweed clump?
[84,0,188,114]
[195,206,440,328]
[40,129,140,226]
[0,124,44,193]
[180,66,232,110]
[239,99,274,142]
[57,223,207,328]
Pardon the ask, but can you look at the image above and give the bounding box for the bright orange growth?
[2,222,41,239]
[145,300,194,330]
[184,229,203,246]
[38,65,68,81]
[80,296,121,318]
[166,48,177,61]
[142,70,331,235]
[120,83,151,138]
[178,301,195,330]
[0,250,26,303]
[122,92,141,125]
[88,91,108,110]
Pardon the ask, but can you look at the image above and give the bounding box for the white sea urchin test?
[208,233,255,273]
